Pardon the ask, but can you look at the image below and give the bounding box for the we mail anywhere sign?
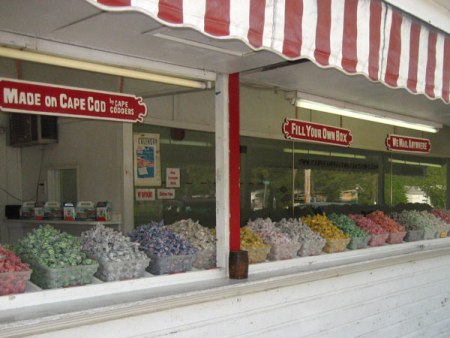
[0,78,147,122]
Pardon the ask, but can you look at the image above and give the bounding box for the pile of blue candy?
[129,221,197,257]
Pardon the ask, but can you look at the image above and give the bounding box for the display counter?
[1,238,450,337]
[3,219,121,244]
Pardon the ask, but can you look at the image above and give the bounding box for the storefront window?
[133,124,216,228]
[240,136,380,223]
[298,168,378,205]
[384,157,447,208]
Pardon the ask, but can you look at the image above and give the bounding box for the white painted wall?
[239,85,450,157]
[142,89,215,132]
[19,118,124,221]
[145,85,450,159]
[22,252,450,338]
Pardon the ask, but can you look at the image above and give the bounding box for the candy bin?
[392,210,440,240]
[302,214,350,253]
[13,225,98,289]
[167,219,216,270]
[328,213,371,250]
[147,255,196,275]
[246,218,300,261]
[81,224,150,282]
[0,246,31,296]
[129,221,196,275]
[366,211,406,244]
[240,226,271,264]
[346,235,371,250]
[275,218,325,257]
[348,214,389,247]
[429,209,450,237]
[403,229,425,242]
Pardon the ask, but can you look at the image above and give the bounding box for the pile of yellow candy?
[240,226,268,249]
[302,214,349,241]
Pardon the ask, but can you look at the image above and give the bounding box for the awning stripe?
[282,0,303,58]
[330,0,345,67]
[355,1,370,75]
[368,0,382,81]
[425,31,437,98]
[314,0,332,66]
[301,0,317,59]
[271,0,285,53]
[342,0,358,73]
[247,0,264,48]
[397,15,410,90]
[443,37,450,102]
[434,33,444,99]
[91,0,450,103]
[183,0,206,30]
[385,10,402,87]
[230,0,249,39]
[158,0,183,24]
[407,21,420,93]
[205,0,230,36]
[416,25,429,95]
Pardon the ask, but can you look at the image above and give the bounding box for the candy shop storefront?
[1,0,450,337]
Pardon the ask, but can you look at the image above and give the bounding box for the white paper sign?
[166,168,180,188]
[157,189,175,200]
[135,188,156,201]
[134,133,161,186]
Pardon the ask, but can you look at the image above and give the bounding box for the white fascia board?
[0,31,216,82]
[384,0,450,34]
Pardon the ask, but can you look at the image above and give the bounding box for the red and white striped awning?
[89,0,450,104]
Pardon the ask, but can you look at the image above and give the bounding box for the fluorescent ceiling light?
[294,96,442,133]
[388,158,442,168]
[161,139,212,147]
[331,152,366,159]
[283,148,367,159]
[0,46,209,89]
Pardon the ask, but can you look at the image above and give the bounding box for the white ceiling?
[0,0,449,126]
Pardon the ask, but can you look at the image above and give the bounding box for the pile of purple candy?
[129,221,196,257]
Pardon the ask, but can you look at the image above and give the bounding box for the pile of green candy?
[328,213,369,238]
[14,224,95,268]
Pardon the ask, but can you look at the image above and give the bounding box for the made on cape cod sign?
[282,118,353,147]
[0,78,147,122]
[386,134,431,153]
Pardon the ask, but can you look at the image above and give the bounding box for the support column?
[378,154,386,207]
[122,123,134,234]
[215,74,230,270]
[228,73,240,252]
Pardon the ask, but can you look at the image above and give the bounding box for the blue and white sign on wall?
[134,133,161,186]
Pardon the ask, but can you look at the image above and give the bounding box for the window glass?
[240,136,380,222]
[385,157,447,208]
[240,137,293,222]
[133,124,216,228]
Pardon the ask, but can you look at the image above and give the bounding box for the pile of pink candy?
[348,214,389,246]
[366,211,406,244]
